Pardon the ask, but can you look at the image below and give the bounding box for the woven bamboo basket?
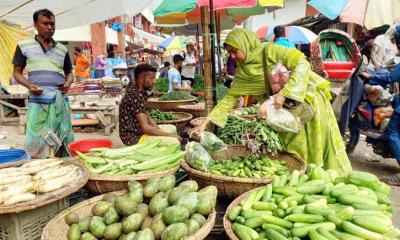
[177,103,206,118]
[181,145,306,198]
[190,117,207,127]
[41,190,216,240]
[0,158,89,214]
[223,186,264,240]
[84,164,180,194]
[147,97,197,111]
[155,112,193,131]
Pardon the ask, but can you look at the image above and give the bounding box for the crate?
[0,197,69,240]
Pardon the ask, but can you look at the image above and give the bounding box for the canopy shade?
[0,0,153,30]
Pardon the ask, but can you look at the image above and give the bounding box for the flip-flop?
[381,174,400,186]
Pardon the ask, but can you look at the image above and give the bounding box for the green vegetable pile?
[159,91,194,101]
[242,105,259,116]
[192,75,204,93]
[77,139,184,175]
[218,116,283,154]
[149,110,178,121]
[154,78,169,93]
[209,156,289,178]
[65,176,218,240]
[216,83,228,101]
[227,165,399,240]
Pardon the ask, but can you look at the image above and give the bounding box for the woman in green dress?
[191,28,352,175]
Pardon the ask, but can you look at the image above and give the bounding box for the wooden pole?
[196,24,203,75]
[201,6,213,114]
[209,0,217,105]
[216,12,222,80]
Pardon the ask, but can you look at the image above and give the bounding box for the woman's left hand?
[273,93,286,109]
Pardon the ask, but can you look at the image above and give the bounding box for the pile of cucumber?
[227,165,399,240]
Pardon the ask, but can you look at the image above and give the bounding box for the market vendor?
[119,64,182,145]
[191,28,352,175]
[12,9,75,159]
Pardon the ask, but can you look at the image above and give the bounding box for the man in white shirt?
[181,41,198,86]
[369,26,399,68]
[168,54,192,93]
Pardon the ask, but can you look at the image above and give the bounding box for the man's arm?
[147,114,160,128]
[136,113,173,137]
[59,53,74,93]
[172,82,192,91]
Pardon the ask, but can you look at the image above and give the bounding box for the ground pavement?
[1,124,399,232]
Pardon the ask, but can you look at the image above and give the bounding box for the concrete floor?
[1,124,399,229]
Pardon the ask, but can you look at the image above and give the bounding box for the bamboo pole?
[216,12,222,80]
[209,0,217,105]
[201,6,213,114]
[196,24,203,75]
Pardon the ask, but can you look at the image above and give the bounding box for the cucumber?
[337,194,378,206]
[284,213,324,223]
[304,205,333,216]
[298,174,309,184]
[309,229,330,240]
[235,216,246,224]
[291,222,336,238]
[229,206,242,221]
[331,230,364,240]
[352,216,390,234]
[261,184,273,202]
[325,214,343,226]
[244,217,264,229]
[335,206,354,221]
[330,185,359,198]
[264,228,288,240]
[352,203,387,211]
[296,181,326,194]
[317,227,340,240]
[241,210,272,219]
[262,224,290,237]
[376,192,391,205]
[255,188,267,202]
[252,202,277,211]
[232,223,254,240]
[288,170,299,187]
[273,186,297,196]
[341,221,383,240]
[242,191,258,211]
[261,215,293,229]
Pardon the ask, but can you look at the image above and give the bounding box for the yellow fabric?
[0,22,31,87]
[259,0,285,7]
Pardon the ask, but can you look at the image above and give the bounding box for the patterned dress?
[119,86,148,145]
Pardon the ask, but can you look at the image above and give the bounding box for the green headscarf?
[224,28,266,96]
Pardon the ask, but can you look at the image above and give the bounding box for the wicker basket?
[190,117,207,127]
[178,103,206,118]
[0,158,89,214]
[84,164,180,194]
[181,145,306,198]
[155,112,193,131]
[41,190,216,240]
[147,97,197,111]
[223,187,264,240]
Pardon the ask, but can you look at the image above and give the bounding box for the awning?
[106,28,119,45]
[53,25,91,42]
[0,0,154,30]
[131,26,165,44]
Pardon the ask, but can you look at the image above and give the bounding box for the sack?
[259,97,299,133]
[200,132,227,152]
[185,142,213,171]
[262,51,314,127]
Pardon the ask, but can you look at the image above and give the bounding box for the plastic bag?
[200,132,227,152]
[270,63,291,94]
[258,97,299,133]
[185,142,213,171]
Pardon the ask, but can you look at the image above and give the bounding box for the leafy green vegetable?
[149,110,178,121]
[192,75,205,93]
[159,91,194,101]
[154,78,169,93]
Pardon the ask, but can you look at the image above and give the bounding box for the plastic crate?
[0,197,69,240]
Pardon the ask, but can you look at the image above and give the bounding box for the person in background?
[12,8,74,158]
[369,26,399,69]
[126,52,137,79]
[119,64,182,145]
[159,62,170,78]
[273,25,295,49]
[224,55,236,88]
[361,39,375,62]
[181,41,198,86]
[168,54,192,93]
[95,50,107,78]
[74,47,90,82]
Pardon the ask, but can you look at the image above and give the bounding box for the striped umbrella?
[258,25,317,44]
[159,36,186,51]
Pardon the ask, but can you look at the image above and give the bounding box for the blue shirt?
[274,38,296,48]
[168,67,181,93]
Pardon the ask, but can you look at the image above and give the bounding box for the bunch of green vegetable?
[154,78,169,93]
[149,110,178,121]
[159,91,194,101]
[77,139,184,175]
[192,75,205,93]
[217,116,283,154]
[227,165,399,240]
[242,105,259,116]
[216,83,228,101]
[208,156,289,178]
[65,175,218,240]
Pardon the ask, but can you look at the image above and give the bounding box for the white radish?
[37,170,77,193]
[33,165,76,181]
[3,193,36,205]
[0,167,25,175]
[0,181,34,203]
[22,160,63,175]
[0,170,29,179]
[0,176,33,192]
[32,165,63,180]
[21,159,58,168]
[0,175,32,186]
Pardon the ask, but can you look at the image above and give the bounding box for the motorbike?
[338,61,398,158]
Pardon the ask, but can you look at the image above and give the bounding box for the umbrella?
[159,36,186,51]
[259,26,317,44]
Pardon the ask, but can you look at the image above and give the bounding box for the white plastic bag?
[258,97,299,133]
[200,132,227,152]
[185,142,213,171]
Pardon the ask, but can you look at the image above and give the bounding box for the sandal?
[381,173,400,186]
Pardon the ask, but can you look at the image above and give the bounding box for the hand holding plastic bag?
[258,97,299,133]
[185,142,213,171]
[200,132,227,152]
[271,63,291,94]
